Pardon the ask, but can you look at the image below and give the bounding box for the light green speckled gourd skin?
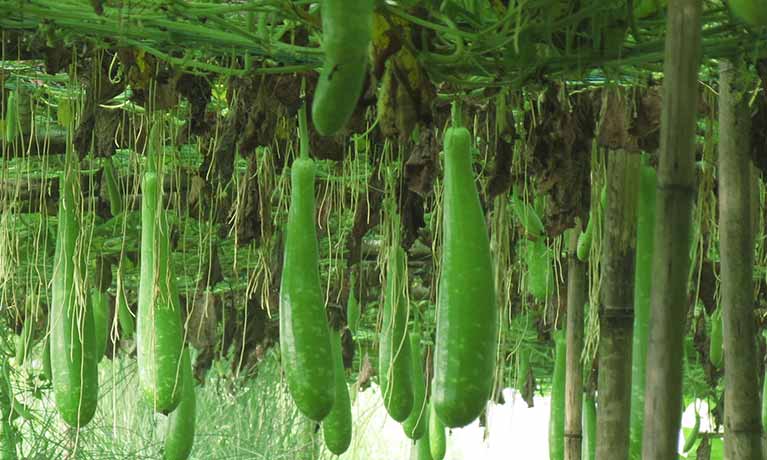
[163,347,196,460]
[526,238,554,301]
[428,400,446,460]
[322,330,352,455]
[5,91,17,143]
[116,268,135,338]
[346,272,360,334]
[415,408,434,460]
[379,246,414,422]
[90,289,110,362]
[279,157,335,422]
[42,336,52,381]
[14,316,31,366]
[50,170,99,427]
[403,332,427,440]
[311,0,374,136]
[137,170,185,415]
[433,125,498,428]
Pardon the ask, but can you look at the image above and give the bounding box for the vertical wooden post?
[565,227,587,460]
[641,0,703,458]
[595,150,639,460]
[718,58,763,459]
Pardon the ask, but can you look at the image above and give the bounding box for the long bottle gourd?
[403,331,427,439]
[433,105,497,428]
[346,272,360,334]
[311,0,374,135]
[379,245,414,422]
[14,315,31,366]
[322,330,353,455]
[415,412,434,460]
[50,161,99,427]
[90,289,110,362]
[429,399,446,460]
[4,90,17,143]
[279,106,335,421]
[163,347,196,460]
[137,148,185,414]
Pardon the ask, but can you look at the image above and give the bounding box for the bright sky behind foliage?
[339,386,710,460]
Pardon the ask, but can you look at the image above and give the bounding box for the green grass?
[10,346,318,459]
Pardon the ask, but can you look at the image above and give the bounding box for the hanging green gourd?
[90,289,110,362]
[311,0,374,135]
[103,156,123,217]
[402,331,427,440]
[279,103,335,421]
[15,295,39,367]
[41,336,52,381]
[576,215,593,262]
[116,265,135,338]
[682,408,700,453]
[433,102,498,428]
[14,314,32,367]
[415,422,434,460]
[515,348,531,395]
[379,242,414,422]
[322,329,353,455]
[57,97,72,127]
[137,126,185,414]
[347,271,360,334]
[163,347,196,460]
[50,147,99,427]
[526,238,554,301]
[5,90,17,143]
[511,190,545,237]
[416,417,434,459]
[94,256,114,358]
[429,399,446,460]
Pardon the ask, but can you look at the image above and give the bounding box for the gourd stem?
[451,101,462,128]
[299,97,310,160]
[146,123,161,174]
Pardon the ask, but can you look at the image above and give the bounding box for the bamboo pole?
[718,58,763,459]
[641,0,703,458]
[565,226,587,460]
[595,150,639,460]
